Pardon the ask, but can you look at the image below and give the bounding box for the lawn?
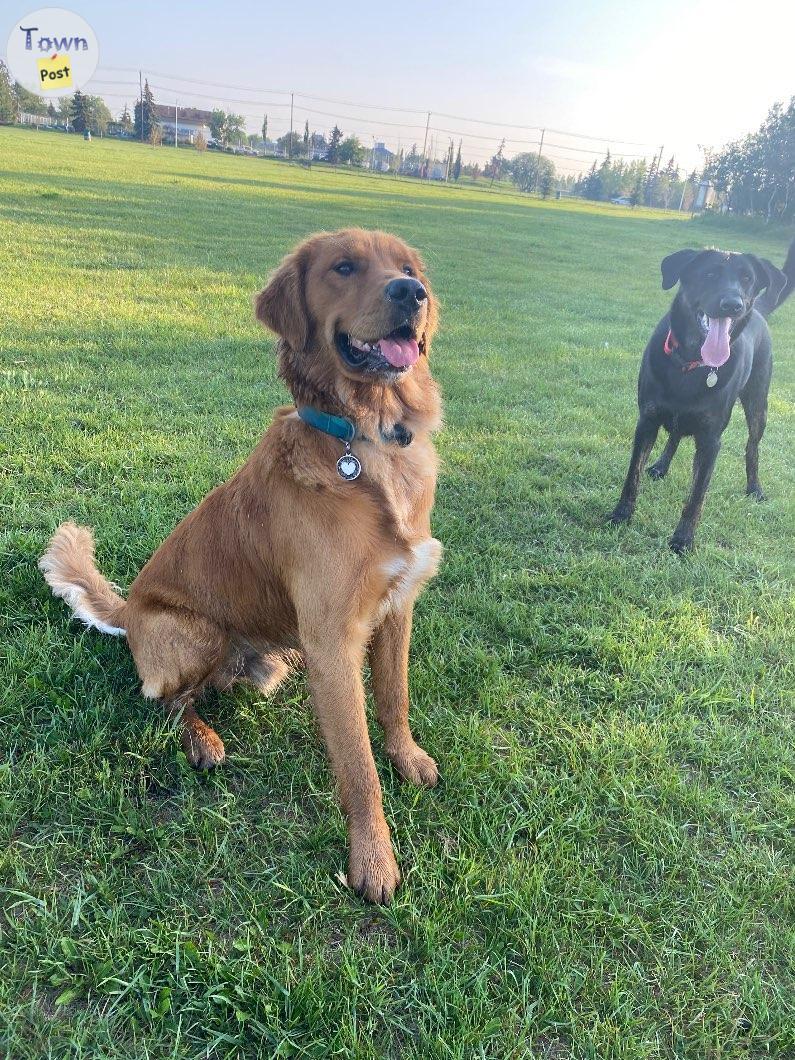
[1,127,794,1059]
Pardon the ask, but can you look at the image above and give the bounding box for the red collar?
[663,328,702,373]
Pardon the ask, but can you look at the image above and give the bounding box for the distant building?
[369,142,395,172]
[19,112,54,128]
[153,104,212,144]
[693,180,715,211]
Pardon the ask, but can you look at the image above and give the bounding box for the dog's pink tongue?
[701,317,731,368]
[378,336,420,368]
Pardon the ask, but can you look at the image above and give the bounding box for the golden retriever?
[39,228,443,903]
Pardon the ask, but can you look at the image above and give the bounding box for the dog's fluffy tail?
[39,522,127,636]
[757,237,795,318]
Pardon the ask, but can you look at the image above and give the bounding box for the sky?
[6,0,794,176]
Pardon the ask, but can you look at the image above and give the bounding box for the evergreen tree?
[303,119,309,155]
[120,104,132,132]
[70,90,88,133]
[47,101,57,120]
[453,140,462,181]
[262,113,268,142]
[134,79,157,141]
[0,60,15,124]
[326,125,343,164]
[488,139,506,185]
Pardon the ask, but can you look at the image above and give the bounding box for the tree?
[453,140,462,181]
[509,152,555,193]
[276,130,302,157]
[339,135,365,166]
[303,119,310,155]
[70,90,88,133]
[261,113,268,142]
[540,168,554,198]
[80,95,111,135]
[134,79,157,141]
[210,109,226,140]
[326,125,343,164]
[708,97,795,222]
[119,103,132,133]
[488,139,506,185]
[0,61,15,124]
[47,101,57,120]
[223,112,245,145]
[14,82,48,117]
[195,129,207,152]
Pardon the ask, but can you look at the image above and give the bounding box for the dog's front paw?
[347,828,401,904]
[387,740,439,788]
[647,462,667,480]
[668,531,694,555]
[608,503,633,525]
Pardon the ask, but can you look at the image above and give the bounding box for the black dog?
[610,240,793,552]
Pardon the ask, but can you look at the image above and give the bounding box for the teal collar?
[297,406,357,442]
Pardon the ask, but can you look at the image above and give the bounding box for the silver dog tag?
[706,370,718,388]
[336,442,361,481]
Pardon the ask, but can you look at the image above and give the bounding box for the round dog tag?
[337,449,361,481]
[706,370,718,388]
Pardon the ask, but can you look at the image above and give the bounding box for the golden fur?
[40,228,443,903]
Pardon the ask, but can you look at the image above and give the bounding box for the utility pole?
[421,111,430,178]
[288,93,294,159]
[678,176,688,212]
[139,70,143,142]
[533,129,546,196]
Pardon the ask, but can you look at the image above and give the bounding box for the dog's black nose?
[385,277,427,305]
[719,295,744,315]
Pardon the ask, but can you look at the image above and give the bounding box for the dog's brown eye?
[334,261,355,276]
[402,265,414,276]
[741,273,752,283]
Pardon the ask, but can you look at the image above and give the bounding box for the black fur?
[609,239,793,552]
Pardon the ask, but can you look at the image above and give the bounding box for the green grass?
[1,127,794,1059]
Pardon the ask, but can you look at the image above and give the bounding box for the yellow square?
[37,54,73,91]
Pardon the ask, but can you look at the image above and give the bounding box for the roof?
[153,104,212,124]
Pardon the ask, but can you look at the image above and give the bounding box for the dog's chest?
[377,538,443,621]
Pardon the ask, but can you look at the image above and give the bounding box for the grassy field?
[1,126,794,1059]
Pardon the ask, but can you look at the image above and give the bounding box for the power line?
[93,66,661,149]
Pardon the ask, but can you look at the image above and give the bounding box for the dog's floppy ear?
[745,254,788,304]
[254,247,310,351]
[661,249,701,290]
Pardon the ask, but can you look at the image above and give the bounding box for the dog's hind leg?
[669,430,721,553]
[741,355,771,501]
[610,412,660,523]
[648,431,682,480]
[129,607,228,769]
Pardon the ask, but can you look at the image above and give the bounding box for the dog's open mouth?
[697,311,733,368]
[336,324,421,374]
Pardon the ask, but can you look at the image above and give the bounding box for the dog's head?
[661,247,787,367]
[255,229,438,390]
